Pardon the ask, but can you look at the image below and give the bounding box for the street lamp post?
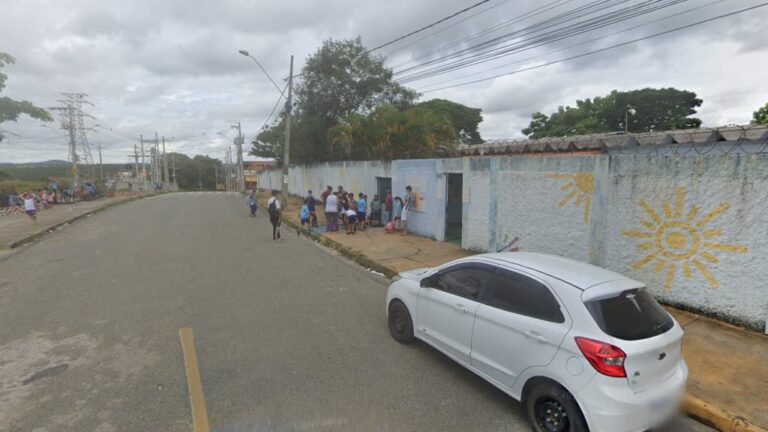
[238,49,293,206]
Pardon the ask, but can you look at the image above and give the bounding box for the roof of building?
[458,124,768,156]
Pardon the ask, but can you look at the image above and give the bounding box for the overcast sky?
[1,0,766,163]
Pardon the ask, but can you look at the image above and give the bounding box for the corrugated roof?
[458,124,768,156]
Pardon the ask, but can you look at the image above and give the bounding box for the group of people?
[249,183,417,241]
[318,184,416,236]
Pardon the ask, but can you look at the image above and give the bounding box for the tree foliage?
[252,39,486,162]
[416,99,483,144]
[522,88,703,139]
[253,38,419,163]
[169,152,222,191]
[0,52,53,143]
[328,104,458,160]
[752,102,768,125]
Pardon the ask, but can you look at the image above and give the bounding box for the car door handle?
[525,331,549,344]
[453,304,469,314]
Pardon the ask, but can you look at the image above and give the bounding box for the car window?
[585,288,673,341]
[489,270,565,323]
[437,265,495,301]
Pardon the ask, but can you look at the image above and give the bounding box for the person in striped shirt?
[402,185,415,236]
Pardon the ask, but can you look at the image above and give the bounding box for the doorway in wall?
[445,173,463,245]
[377,177,392,201]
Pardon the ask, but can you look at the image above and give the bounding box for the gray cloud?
[1,0,767,162]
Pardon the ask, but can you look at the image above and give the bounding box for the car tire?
[388,300,414,344]
[525,382,588,432]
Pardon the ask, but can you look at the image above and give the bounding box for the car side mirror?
[420,274,438,288]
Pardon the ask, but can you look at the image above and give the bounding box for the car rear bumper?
[576,360,687,432]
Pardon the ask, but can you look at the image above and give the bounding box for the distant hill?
[0,163,129,181]
[0,160,69,168]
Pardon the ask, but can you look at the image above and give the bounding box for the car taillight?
[575,337,627,378]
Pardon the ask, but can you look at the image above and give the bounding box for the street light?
[238,49,283,95]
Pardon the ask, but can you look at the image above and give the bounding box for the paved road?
[0,192,713,432]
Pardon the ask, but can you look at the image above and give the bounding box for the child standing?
[23,192,37,224]
[356,192,367,231]
[298,201,310,236]
[393,196,403,230]
[345,208,357,234]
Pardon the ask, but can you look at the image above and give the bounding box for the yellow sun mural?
[622,188,748,291]
[547,172,594,224]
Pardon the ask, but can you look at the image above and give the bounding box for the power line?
[247,82,289,145]
[387,0,573,68]
[368,0,495,53]
[397,0,693,83]
[417,0,723,91]
[395,0,681,82]
[381,0,514,58]
[419,2,768,93]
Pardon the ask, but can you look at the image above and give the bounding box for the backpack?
[268,198,278,216]
[385,221,396,233]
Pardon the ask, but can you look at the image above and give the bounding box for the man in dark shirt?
[306,190,317,227]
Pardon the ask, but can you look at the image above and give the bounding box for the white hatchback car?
[385,252,687,432]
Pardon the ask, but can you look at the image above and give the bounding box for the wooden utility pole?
[282,55,293,206]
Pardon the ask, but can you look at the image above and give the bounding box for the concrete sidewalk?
[0,195,139,251]
[263,191,768,432]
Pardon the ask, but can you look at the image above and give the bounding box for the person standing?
[321,185,332,204]
[267,190,282,241]
[306,190,317,228]
[325,191,338,232]
[23,192,37,224]
[382,189,393,225]
[357,192,367,231]
[246,190,258,216]
[402,186,415,236]
[298,200,310,236]
[369,194,381,226]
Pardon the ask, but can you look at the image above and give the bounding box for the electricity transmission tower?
[50,93,94,190]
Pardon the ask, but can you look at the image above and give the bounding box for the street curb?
[683,395,767,432]
[6,194,150,250]
[279,217,398,279]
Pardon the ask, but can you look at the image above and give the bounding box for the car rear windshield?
[585,289,673,341]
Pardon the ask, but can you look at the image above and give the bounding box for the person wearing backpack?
[267,190,282,241]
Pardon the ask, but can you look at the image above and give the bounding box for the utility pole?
[282,55,293,205]
[139,134,146,181]
[172,153,177,188]
[232,122,245,191]
[198,164,202,191]
[133,145,140,179]
[97,141,103,180]
[154,132,160,185]
[162,136,169,188]
[50,93,94,191]
[214,165,219,190]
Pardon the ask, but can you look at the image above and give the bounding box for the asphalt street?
[0,192,713,432]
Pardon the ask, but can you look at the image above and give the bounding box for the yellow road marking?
[179,328,211,432]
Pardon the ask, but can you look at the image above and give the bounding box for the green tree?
[169,153,222,191]
[522,88,702,138]
[0,53,53,142]
[752,102,768,124]
[328,104,458,160]
[253,38,418,163]
[416,99,483,144]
